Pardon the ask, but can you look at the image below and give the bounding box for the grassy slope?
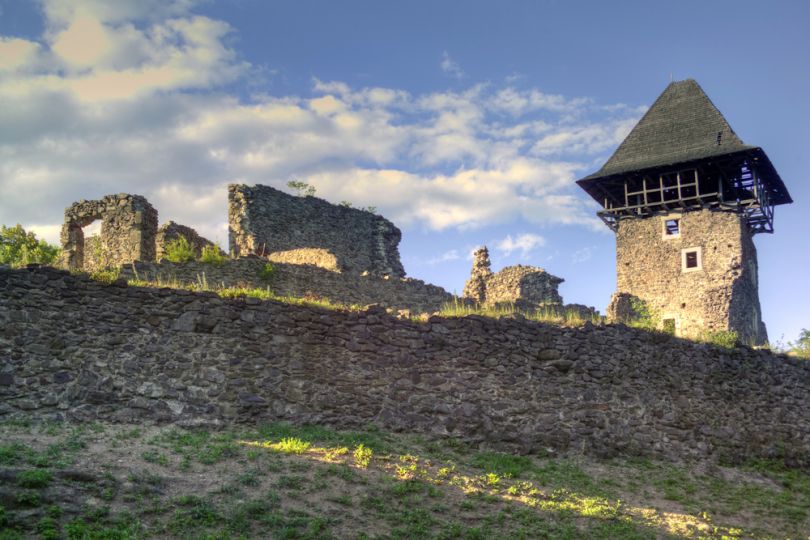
[0,421,808,539]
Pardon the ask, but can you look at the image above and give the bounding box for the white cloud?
[425,249,460,266]
[494,233,546,258]
[440,51,465,79]
[571,246,596,264]
[0,1,642,251]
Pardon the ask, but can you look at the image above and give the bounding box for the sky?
[1,0,808,344]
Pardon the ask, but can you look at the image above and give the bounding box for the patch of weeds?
[237,470,262,487]
[272,437,312,455]
[199,244,226,265]
[470,451,533,478]
[324,463,356,482]
[17,469,52,488]
[329,494,353,507]
[115,427,141,440]
[64,510,142,539]
[167,495,221,534]
[530,459,607,497]
[324,446,349,460]
[276,475,305,491]
[354,444,373,468]
[37,507,61,540]
[0,443,27,465]
[15,491,41,507]
[141,449,169,466]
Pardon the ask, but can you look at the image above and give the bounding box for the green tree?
[287,180,316,197]
[0,224,60,268]
[790,329,810,359]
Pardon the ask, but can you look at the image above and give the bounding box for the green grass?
[0,420,806,539]
[438,298,600,326]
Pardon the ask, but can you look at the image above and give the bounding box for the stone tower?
[577,80,792,344]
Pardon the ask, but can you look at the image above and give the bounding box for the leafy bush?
[353,444,373,468]
[163,236,195,263]
[89,268,121,285]
[258,262,276,282]
[199,244,226,265]
[697,329,739,349]
[17,469,52,488]
[627,297,658,331]
[0,224,60,268]
[790,329,810,359]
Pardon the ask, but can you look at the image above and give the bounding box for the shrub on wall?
[199,244,226,265]
[0,224,60,268]
[627,297,658,331]
[790,329,810,359]
[258,262,276,282]
[163,236,195,263]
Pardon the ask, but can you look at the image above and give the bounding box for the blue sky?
[1,0,808,344]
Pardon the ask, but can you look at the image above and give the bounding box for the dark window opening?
[662,319,676,335]
[685,251,698,269]
[664,219,680,235]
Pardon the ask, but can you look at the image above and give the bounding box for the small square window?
[662,318,676,335]
[661,215,681,240]
[681,247,702,273]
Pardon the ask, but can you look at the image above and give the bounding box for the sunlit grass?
[438,297,601,326]
[125,273,365,311]
[236,434,748,539]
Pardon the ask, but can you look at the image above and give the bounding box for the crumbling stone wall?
[156,221,221,261]
[614,209,766,344]
[2,266,809,465]
[228,184,405,276]
[120,257,453,314]
[60,194,158,271]
[463,247,564,308]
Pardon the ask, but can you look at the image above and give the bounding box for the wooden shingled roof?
[578,79,792,205]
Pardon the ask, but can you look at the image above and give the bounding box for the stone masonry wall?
[615,209,765,344]
[60,194,158,271]
[120,257,454,314]
[2,266,809,465]
[228,184,405,277]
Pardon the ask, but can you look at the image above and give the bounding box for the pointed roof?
[584,79,753,179]
[577,79,792,206]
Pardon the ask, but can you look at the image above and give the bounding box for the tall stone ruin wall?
[60,194,158,271]
[615,209,765,344]
[228,184,405,277]
[120,257,453,314]
[2,266,809,466]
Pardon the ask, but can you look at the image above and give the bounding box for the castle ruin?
[577,79,792,344]
[228,184,405,277]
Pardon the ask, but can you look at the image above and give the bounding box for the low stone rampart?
[119,257,453,314]
[2,266,808,465]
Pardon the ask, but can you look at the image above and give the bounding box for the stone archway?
[60,194,158,270]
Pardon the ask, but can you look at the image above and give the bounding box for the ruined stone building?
[463,247,565,309]
[60,194,217,271]
[228,184,405,277]
[577,79,793,344]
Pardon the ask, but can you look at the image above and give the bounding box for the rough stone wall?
[2,266,809,465]
[155,221,221,260]
[462,247,492,302]
[463,247,564,308]
[228,184,405,276]
[60,194,158,271]
[119,257,454,314]
[615,209,765,344]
